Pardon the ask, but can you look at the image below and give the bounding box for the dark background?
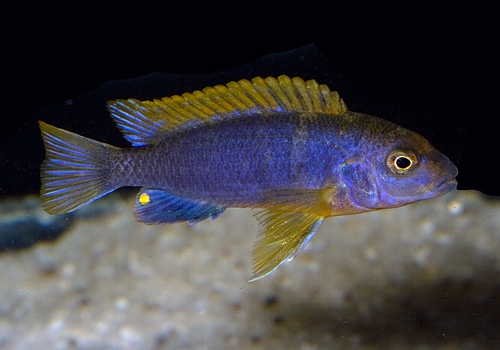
[2,11,498,198]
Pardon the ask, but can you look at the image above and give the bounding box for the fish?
[39,75,458,281]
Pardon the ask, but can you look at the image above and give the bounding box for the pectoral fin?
[250,208,324,282]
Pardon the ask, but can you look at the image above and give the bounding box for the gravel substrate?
[0,190,499,349]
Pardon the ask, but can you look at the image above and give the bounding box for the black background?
[2,10,498,198]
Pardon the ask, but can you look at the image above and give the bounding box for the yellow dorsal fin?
[106,75,348,146]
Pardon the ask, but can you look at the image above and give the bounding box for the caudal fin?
[39,121,118,214]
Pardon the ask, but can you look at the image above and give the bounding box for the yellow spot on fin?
[106,75,348,146]
[139,192,150,205]
[249,187,336,281]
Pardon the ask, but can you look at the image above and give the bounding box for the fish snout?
[432,174,458,193]
[431,153,458,193]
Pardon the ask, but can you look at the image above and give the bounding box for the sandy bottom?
[0,190,499,349]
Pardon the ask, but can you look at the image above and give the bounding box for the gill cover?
[340,161,379,208]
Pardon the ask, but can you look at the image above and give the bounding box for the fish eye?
[386,150,418,175]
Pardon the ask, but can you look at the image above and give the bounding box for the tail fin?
[39,121,119,214]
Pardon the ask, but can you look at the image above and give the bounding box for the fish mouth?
[432,175,458,193]
[430,151,458,194]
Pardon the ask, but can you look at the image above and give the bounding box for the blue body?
[112,112,350,205]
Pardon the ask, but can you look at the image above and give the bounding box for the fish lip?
[430,154,458,193]
[432,174,458,193]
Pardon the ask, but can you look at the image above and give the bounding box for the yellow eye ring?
[386,150,418,174]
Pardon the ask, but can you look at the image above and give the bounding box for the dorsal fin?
[106,75,348,146]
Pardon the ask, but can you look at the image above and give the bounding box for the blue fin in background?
[134,188,226,225]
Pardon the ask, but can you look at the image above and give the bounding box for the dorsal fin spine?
[159,96,193,121]
[203,86,236,112]
[280,75,303,110]
[191,90,221,115]
[240,79,272,108]
[227,80,257,109]
[171,94,207,119]
[292,76,314,112]
[265,76,294,110]
[305,79,322,112]
[217,84,250,110]
[249,77,281,110]
[181,92,215,118]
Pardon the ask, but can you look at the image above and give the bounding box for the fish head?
[340,128,458,210]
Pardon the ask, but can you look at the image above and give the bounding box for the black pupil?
[396,156,411,169]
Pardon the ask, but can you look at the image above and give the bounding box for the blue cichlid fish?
[39,75,458,281]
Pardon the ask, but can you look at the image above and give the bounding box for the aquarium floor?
[0,190,499,349]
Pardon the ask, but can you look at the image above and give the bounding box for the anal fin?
[250,208,324,281]
[134,188,225,225]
